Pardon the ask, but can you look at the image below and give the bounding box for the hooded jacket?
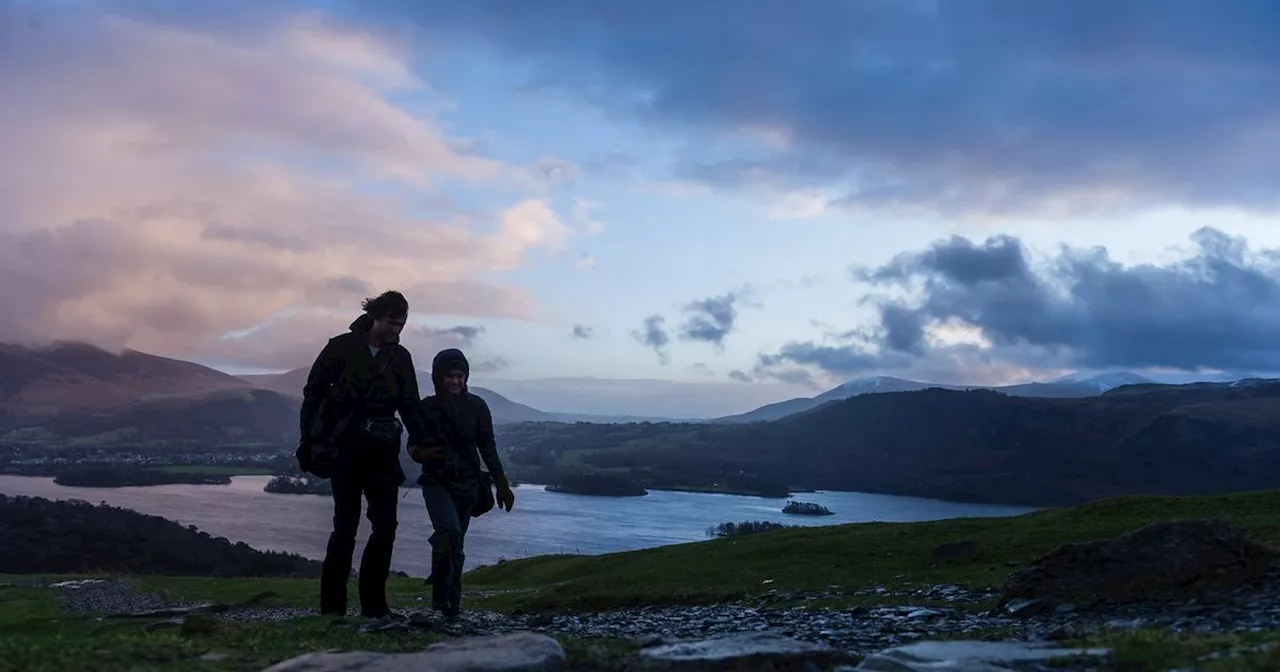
[299,315,427,454]
[415,348,506,484]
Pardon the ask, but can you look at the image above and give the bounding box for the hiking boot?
[361,607,407,621]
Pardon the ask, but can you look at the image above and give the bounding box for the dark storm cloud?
[632,314,670,364]
[678,293,739,346]
[354,0,1280,215]
[761,227,1280,378]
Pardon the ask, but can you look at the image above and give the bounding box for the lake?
[0,475,1038,575]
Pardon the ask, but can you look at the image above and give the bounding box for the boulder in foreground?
[853,640,1111,671]
[998,518,1276,610]
[639,631,859,670]
[260,631,565,672]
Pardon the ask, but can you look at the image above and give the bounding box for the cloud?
[571,199,607,234]
[0,4,568,368]
[483,376,814,418]
[757,226,1280,383]
[727,370,753,383]
[365,0,1280,217]
[678,293,740,347]
[631,314,670,365]
[468,356,512,374]
[571,324,595,339]
[688,362,714,377]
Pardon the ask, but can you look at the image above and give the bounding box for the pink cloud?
[0,5,570,368]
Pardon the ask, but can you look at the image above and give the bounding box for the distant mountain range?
[6,342,1280,507]
[502,377,1280,507]
[0,343,679,449]
[0,341,1265,454]
[0,341,250,414]
[238,367,673,425]
[712,371,1171,423]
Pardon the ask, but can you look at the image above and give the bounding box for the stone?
[854,640,1111,671]
[261,631,566,671]
[1003,598,1049,617]
[50,579,108,589]
[998,519,1275,609]
[631,633,665,647]
[142,618,185,632]
[931,540,980,564]
[124,603,217,618]
[639,631,858,670]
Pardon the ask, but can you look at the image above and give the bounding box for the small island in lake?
[782,500,833,516]
[545,472,648,497]
[264,475,333,496]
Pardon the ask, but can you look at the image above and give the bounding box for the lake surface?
[0,475,1038,575]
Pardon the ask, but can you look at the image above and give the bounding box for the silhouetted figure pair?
[297,290,513,620]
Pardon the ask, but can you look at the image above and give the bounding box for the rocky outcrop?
[638,631,858,670]
[852,640,1111,671]
[997,519,1276,610]
[261,631,565,671]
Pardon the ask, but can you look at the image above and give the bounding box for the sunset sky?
[4,1,1280,416]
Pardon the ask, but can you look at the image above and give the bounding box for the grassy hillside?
[461,488,1280,613]
[8,489,1280,670]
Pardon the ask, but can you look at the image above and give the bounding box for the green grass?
[0,578,645,671]
[1077,629,1280,671]
[464,488,1280,613]
[10,489,1280,669]
[150,466,275,477]
[0,585,448,672]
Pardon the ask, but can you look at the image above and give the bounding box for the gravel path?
[46,571,1280,658]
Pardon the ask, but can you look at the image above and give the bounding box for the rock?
[1003,598,1049,617]
[143,618,185,632]
[50,579,108,589]
[931,540,979,564]
[631,633,665,648]
[854,640,1111,671]
[998,519,1275,609]
[261,631,565,671]
[122,603,218,618]
[262,652,386,671]
[419,632,565,670]
[527,613,555,627]
[639,631,858,670]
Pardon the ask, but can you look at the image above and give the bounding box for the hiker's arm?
[396,350,428,448]
[475,398,506,480]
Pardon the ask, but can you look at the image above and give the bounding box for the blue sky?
[4,0,1280,416]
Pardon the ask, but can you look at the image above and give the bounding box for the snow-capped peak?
[1050,371,1153,392]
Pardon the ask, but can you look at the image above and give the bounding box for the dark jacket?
[300,315,427,453]
[416,348,506,486]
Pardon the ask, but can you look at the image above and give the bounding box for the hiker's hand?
[496,478,515,512]
[409,444,447,464]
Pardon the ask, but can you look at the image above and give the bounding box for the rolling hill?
[0,342,251,416]
[713,372,1156,423]
[238,367,556,424]
[3,387,299,450]
[502,379,1280,507]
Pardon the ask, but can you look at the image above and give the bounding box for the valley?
[4,342,1280,509]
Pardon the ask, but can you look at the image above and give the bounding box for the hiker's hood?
[349,314,374,333]
[431,348,469,394]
